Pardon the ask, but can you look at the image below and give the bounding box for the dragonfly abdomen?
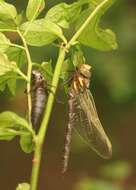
[31,87,47,129]
[62,92,77,173]
[31,70,48,130]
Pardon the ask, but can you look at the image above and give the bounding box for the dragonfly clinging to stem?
[62,63,112,173]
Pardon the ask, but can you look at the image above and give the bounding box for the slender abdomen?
[31,87,47,129]
[62,92,77,173]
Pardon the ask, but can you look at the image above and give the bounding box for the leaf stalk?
[17,29,32,125]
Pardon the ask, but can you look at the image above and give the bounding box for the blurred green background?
[0,0,136,190]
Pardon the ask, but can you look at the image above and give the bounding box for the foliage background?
[0,0,136,190]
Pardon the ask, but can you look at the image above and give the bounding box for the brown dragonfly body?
[62,64,112,173]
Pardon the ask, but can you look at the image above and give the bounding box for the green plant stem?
[30,48,66,190]
[30,139,42,190]
[30,1,109,189]
[17,29,32,124]
[16,68,28,81]
[67,0,109,49]
[38,48,66,139]
[10,43,25,50]
[0,29,17,32]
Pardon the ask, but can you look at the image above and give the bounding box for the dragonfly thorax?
[69,64,92,94]
[77,64,92,79]
[32,70,46,87]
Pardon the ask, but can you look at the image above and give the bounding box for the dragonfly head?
[32,70,46,88]
[32,70,45,82]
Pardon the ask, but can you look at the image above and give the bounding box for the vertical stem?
[30,48,66,190]
[30,140,42,190]
[17,29,33,124]
[38,48,66,139]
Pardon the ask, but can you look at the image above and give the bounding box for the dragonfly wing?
[74,90,112,159]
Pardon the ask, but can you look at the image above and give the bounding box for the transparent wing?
[74,90,112,159]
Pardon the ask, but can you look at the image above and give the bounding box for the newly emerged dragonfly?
[31,70,48,130]
[62,64,112,173]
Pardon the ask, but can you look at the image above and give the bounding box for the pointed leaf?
[0,32,10,53]
[0,20,16,30]
[0,1,17,21]
[20,19,66,46]
[60,58,73,82]
[0,128,17,140]
[15,11,25,26]
[0,52,27,94]
[0,53,18,75]
[45,2,82,29]
[26,0,45,21]
[20,133,35,153]
[0,111,29,129]
[0,71,18,94]
[76,0,118,51]
[0,111,34,152]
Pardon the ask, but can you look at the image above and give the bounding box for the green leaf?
[0,128,29,141]
[16,183,30,190]
[0,1,17,22]
[6,47,26,67]
[76,0,118,51]
[26,0,45,21]
[15,11,25,26]
[60,58,73,82]
[45,2,82,29]
[0,32,10,53]
[20,133,35,153]
[72,46,86,67]
[0,71,18,94]
[0,20,16,30]
[0,111,35,153]
[60,46,85,80]
[20,19,66,46]
[0,111,29,129]
[0,52,27,94]
[0,53,18,75]
[0,128,17,140]
[41,61,53,80]
[7,77,17,95]
[0,80,6,91]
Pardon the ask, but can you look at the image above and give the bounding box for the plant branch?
[17,29,33,124]
[10,43,25,50]
[0,29,17,32]
[16,68,28,81]
[30,48,66,190]
[67,0,110,49]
